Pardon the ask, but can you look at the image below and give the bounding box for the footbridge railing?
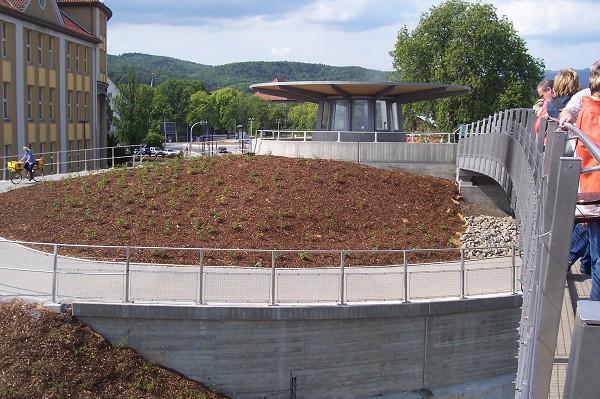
[457,109,583,399]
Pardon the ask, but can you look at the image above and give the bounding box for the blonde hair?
[22,146,29,151]
[553,68,579,98]
[590,60,600,96]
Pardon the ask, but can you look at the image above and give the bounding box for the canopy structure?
[250,81,470,142]
[250,81,471,104]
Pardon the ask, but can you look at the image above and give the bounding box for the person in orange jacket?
[575,60,600,300]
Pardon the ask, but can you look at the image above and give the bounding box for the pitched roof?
[0,0,25,10]
[61,10,96,39]
[56,0,112,19]
[0,0,105,42]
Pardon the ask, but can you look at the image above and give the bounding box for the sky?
[103,0,600,73]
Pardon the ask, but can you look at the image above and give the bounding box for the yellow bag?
[7,161,24,172]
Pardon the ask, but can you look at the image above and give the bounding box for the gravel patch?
[461,215,518,259]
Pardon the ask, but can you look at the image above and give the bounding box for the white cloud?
[271,47,292,58]
[104,0,597,72]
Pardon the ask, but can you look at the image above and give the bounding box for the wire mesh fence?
[0,240,521,305]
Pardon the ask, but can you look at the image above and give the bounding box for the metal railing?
[0,142,233,182]
[258,130,456,143]
[0,239,520,305]
[457,109,595,399]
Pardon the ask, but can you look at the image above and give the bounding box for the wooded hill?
[107,52,394,92]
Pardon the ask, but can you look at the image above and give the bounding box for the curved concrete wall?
[73,295,521,399]
[254,140,457,180]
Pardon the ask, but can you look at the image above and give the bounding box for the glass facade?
[352,100,369,131]
[325,99,399,132]
[332,100,348,131]
[320,102,330,130]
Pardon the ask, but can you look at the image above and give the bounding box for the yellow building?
[0,0,111,175]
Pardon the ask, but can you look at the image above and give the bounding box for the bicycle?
[7,159,45,184]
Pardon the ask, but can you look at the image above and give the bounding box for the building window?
[49,88,54,120]
[48,37,53,67]
[76,91,80,120]
[37,33,42,65]
[38,87,44,121]
[351,100,369,131]
[75,45,79,72]
[2,82,8,119]
[40,0,46,9]
[84,93,88,120]
[375,100,389,131]
[26,30,31,63]
[83,47,88,74]
[1,23,7,59]
[67,90,72,120]
[27,86,33,120]
[332,100,349,131]
[66,42,70,70]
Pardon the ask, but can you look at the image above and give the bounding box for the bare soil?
[0,154,502,399]
[0,299,229,398]
[0,154,468,267]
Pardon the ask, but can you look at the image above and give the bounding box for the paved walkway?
[548,265,590,399]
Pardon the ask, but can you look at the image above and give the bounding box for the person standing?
[574,61,600,300]
[19,146,36,181]
[547,68,580,119]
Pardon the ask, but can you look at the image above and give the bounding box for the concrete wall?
[73,295,521,399]
[254,140,457,180]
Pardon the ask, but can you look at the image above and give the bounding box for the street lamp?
[276,118,282,132]
[189,120,207,156]
[248,118,254,137]
[78,120,88,171]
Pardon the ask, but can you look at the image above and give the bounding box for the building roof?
[0,0,25,10]
[250,81,471,104]
[56,0,112,20]
[0,0,106,42]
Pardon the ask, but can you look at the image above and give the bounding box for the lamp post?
[276,118,282,139]
[78,120,88,171]
[189,120,207,156]
[248,118,254,137]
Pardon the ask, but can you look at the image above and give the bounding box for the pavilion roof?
[250,81,470,104]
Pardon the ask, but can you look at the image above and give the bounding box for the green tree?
[152,79,207,139]
[287,103,318,130]
[390,0,544,131]
[112,66,155,145]
[187,90,217,128]
[212,88,239,132]
[142,131,165,148]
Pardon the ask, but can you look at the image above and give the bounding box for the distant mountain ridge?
[107,53,394,92]
[108,53,585,94]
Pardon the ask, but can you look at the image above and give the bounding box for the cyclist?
[19,146,36,181]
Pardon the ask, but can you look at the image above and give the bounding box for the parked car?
[134,146,152,156]
[163,148,182,158]
[149,147,164,156]
[218,146,228,154]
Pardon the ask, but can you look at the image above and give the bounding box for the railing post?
[270,250,277,306]
[338,250,345,305]
[460,247,466,299]
[403,250,409,303]
[511,244,517,295]
[51,244,58,303]
[124,246,131,302]
[197,250,204,305]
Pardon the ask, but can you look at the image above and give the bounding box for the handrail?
[550,117,600,174]
[0,238,520,305]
